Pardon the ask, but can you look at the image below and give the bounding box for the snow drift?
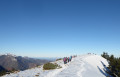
[2,54,111,77]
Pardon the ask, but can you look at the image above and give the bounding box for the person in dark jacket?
[68,57,69,62]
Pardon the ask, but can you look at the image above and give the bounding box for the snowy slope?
[2,54,111,77]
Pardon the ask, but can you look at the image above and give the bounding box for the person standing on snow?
[69,56,71,62]
[68,57,69,62]
[63,57,66,64]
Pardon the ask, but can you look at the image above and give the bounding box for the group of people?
[63,55,77,64]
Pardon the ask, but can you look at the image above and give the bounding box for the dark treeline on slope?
[0,65,8,76]
[101,52,120,77]
[0,54,51,76]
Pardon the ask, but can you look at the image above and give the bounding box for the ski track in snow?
[2,54,110,77]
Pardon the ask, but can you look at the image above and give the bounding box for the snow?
[2,54,111,77]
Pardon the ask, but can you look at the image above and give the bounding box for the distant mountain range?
[0,54,51,76]
[33,57,60,61]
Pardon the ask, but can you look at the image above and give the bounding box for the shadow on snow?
[97,61,112,77]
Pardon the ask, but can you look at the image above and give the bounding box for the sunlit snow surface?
[2,54,112,77]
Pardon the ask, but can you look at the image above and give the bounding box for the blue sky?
[0,0,120,57]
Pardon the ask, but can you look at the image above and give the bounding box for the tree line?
[101,52,120,77]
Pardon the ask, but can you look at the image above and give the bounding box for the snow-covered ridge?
[0,53,17,57]
[2,54,111,77]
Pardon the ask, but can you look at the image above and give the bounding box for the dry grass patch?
[43,63,62,70]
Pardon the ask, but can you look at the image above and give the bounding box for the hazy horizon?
[0,0,120,57]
